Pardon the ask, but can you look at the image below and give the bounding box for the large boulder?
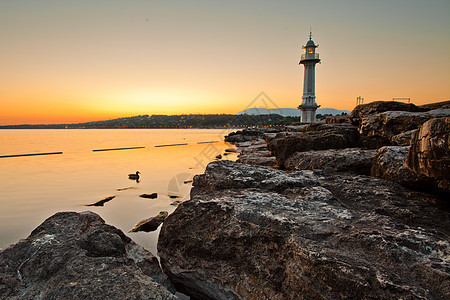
[347,101,429,127]
[359,109,450,148]
[0,211,176,299]
[405,117,450,193]
[158,161,449,299]
[285,148,376,174]
[371,146,424,187]
[273,124,360,168]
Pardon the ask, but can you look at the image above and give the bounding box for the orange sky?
[1,0,449,125]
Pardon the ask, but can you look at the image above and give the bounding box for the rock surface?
[285,147,376,174]
[158,160,450,300]
[0,211,176,299]
[224,129,265,143]
[272,124,360,168]
[129,211,169,232]
[371,146,424,187]
[359,109,450,147]
[347,101,429,127]
[405,117,450,193]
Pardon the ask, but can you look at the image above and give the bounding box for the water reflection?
[0,129,237,255]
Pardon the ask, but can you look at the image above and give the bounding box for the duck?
[128,171,140,180]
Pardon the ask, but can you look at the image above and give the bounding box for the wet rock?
[129,211,169,232]
[170,200,183,206]
[347,101,429,127]
[215,154,222,159]
[285,148,376,174]
[139,193,158,199]
[0,211,176,299]
[159,161,449,300]
[405,117,450,193]
[273,124,360,168]
[86,196,115,207]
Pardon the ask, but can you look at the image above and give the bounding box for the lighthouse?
[298,32,321,123]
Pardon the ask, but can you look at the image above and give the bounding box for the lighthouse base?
[299,107,317,123]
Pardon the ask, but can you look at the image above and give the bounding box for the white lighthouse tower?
[298,32,321,123]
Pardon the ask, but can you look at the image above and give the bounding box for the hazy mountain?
[237,108,350,117]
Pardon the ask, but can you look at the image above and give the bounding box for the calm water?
[0,129,237,255]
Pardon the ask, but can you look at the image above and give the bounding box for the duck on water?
[128,171,140,181]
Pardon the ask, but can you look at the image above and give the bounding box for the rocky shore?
[1,101,448,299]
[158,101,449,299]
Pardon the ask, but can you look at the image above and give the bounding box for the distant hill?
[237,108,350,117]
[0,114,300,129]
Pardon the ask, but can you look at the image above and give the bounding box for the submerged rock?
[129,211,169,232]
[86,195,115,206]
[0,211,176,299]
[158,160,449,300]
[139,193,158,199]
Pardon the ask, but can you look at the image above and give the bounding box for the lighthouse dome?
[306,39,316,47]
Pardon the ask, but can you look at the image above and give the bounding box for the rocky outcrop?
[158,160,450,299]
[371,146,424,187]
[420,100,450,110]
[359,109,450,147]
[0,211,176,299]
[272,124,360,168]
[405,117,450,193]
[224,128,265,143]
[285,148,376,174]
[347,101,429,127]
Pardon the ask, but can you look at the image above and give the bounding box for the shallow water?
[0,129,237,255]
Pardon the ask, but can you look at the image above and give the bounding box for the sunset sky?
[1,0,449,125]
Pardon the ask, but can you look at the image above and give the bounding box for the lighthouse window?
[308,48,313,54]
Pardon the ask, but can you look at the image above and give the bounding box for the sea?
[0,129,237,255]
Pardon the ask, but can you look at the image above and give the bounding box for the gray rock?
[371,146,423,187]
[285,147,376,174]
[159,161,449,300]
[391,129,417,146]
[347,101,429,127]
[0,211,176,299]
[273,124,360,168]
[224,129,264,143]
[359,109,450,148]
[237,153,277,167]
[405,117,450,193]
